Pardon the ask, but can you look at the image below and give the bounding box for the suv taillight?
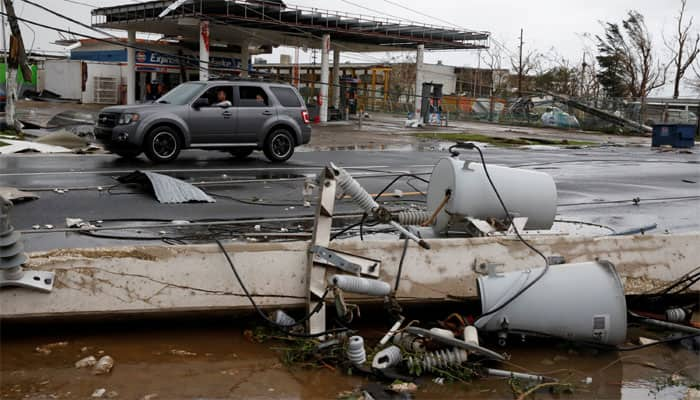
[301,110,310,124]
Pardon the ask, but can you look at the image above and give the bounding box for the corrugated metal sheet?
[118,171,215,204]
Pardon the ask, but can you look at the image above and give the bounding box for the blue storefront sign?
[71,49,241,72]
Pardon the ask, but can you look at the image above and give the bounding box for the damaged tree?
[2,0,32,130]
[596,10,667,120]
[664,0,699,99]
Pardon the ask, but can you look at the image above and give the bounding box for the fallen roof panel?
[117,171,216,204]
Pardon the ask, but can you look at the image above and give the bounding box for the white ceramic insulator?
[330,275,391,296]
[395,210,431,226]
[371,345,402,369]
[408,348,468,370]
[665,308,686,322]
[335,167,378,213]
[464,326,479,346]
[347,336,366,365]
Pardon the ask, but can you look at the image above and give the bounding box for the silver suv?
[95,80,311,163]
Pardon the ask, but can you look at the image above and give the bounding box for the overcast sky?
[7,0,700,96]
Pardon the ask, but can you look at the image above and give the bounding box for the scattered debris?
[116,171,215,204]
[35,341,68,355]
[92,355,114,375]
[65,218,82,227]
[35,130,89,149]
[141,394,158,400]
[271,310,297,327]
[389,382,418,393]
[0,139,72,154]
[638,337,660,345]
[170,349,197,357]
[75,356,97,368]
[0,187,39,203]
[91,388,107,398]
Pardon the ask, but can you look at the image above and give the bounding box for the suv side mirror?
[193,98,209,109]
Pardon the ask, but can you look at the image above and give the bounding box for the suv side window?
[270,87,302,107]
[198,86,233,107]
[237,86,269,107]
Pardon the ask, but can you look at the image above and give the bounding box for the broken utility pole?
[517,28,523,98]
[2,0,32,130]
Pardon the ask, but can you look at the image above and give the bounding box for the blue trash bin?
[652,124,696,148]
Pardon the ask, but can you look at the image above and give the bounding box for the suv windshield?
[156,82,206,105]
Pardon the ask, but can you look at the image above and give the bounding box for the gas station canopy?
[92,0,489,52]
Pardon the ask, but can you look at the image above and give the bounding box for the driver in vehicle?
[212,89,232,107]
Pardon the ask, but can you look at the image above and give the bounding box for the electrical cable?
[552,218,616,233]
[613,333,700,351]
[214,239,347,338]
[205,190,310,207]
[454,143,550,322]
[394,237,409,292]
[511,327,700,352]
[558,195,700,207]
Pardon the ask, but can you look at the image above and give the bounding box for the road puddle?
[1,317,698,399]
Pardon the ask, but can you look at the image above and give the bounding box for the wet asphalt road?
[1,144,699,252]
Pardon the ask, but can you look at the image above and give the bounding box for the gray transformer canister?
[427,157,557,234]
[474,261,627,345]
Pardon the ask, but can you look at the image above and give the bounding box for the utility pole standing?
[2,0,31,130]
[517,28,523,98]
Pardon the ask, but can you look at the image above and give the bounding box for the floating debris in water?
[92,355,114,375]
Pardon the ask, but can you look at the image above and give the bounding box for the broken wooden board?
[1,233,698,320]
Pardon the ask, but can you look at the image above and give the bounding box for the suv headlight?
[118,113,140,125]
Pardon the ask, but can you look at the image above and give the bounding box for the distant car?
[95,80,311,163]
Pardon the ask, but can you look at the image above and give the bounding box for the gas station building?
[88,0,488,122]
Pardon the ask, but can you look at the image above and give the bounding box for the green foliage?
[596,10,665,99]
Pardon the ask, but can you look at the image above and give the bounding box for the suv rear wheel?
[144,126,181,163]
[263,129,294,163]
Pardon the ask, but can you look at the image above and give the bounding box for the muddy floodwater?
[1,315,698,400]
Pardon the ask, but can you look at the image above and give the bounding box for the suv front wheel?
[144,126,181,163]
[263,129,295,163]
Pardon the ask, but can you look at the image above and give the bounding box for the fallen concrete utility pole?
[545,91,653,133]
[0,232,698,320]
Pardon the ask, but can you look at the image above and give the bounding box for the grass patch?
[0,140,8,147]
[416,132,595,147]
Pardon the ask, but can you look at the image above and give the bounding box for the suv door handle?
[222,111,232,118]
[262,110,273,116]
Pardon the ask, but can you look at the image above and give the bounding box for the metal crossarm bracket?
[310,245,381,278]
[305,167,337,336]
